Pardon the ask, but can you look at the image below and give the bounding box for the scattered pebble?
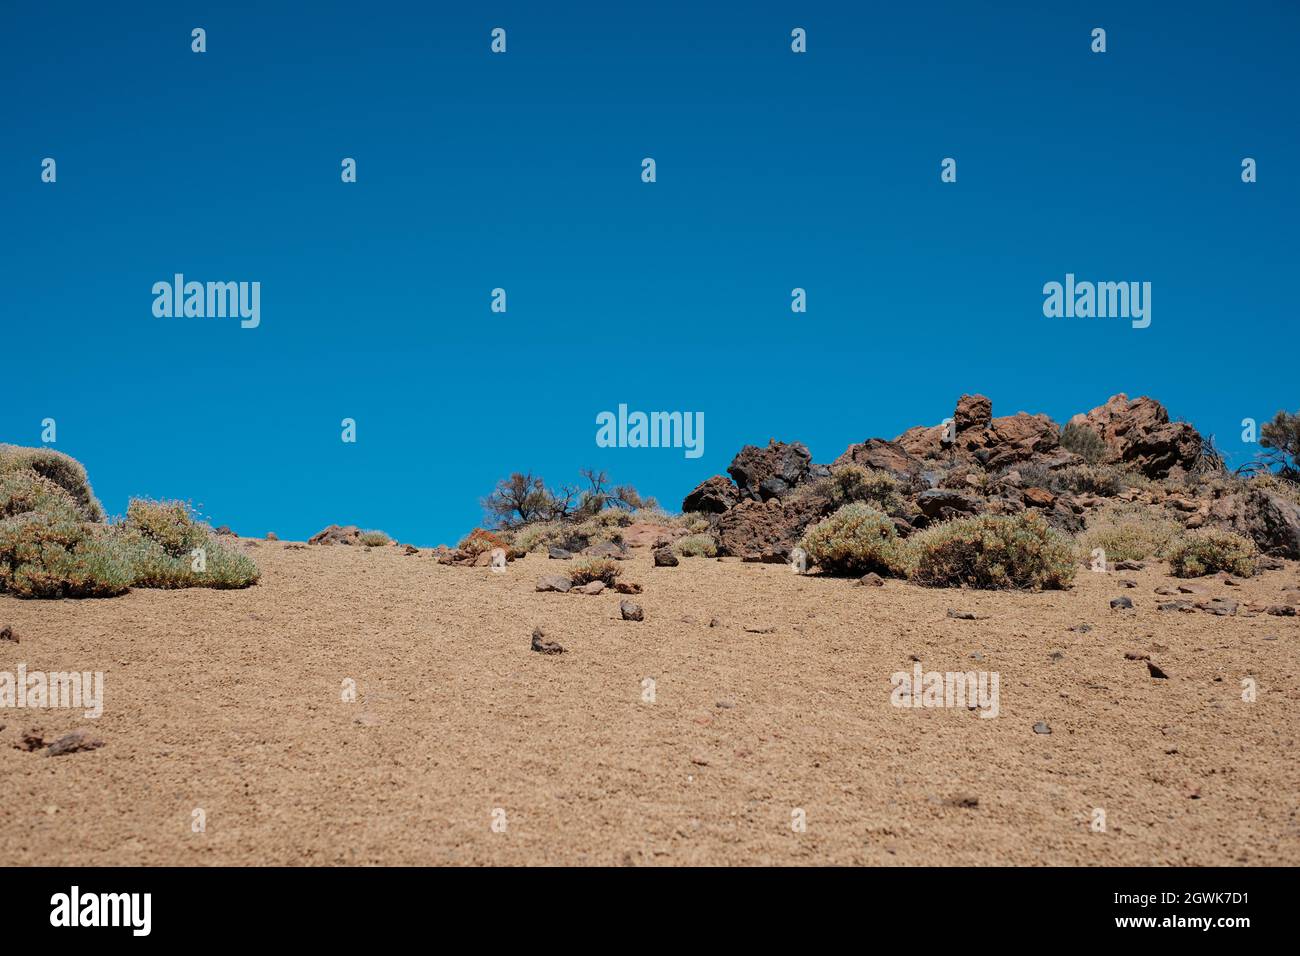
[1110,597,1133,610]
[575,581,606,595]
[858,572,885,587]
[946,609,986,620]
[1033,722,1052,735]
[653,548,679,568]
[613,581,643,594]
[1118,579,1138,589]
[0,625,16,644]
[45,731,103,757]
[619,600,644,622]
[946,795,979,809]
[535,575,572,593]
[1147,661,1169,679]
[530,625,564,655]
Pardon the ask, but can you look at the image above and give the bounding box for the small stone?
[1158,600,1194,612]
[946,609,984,620]
[708,617,721,628]
[690,755,710,767]
[858,572,885,587]
[16,730,45,752]
[535,575,572,593]
[715,699,735,709]
[1110,597,1133,610]
[403,544,419,555]
[1147,661,1169,679]
[548,546,572,560]
[1124,651,1151,661]
[1118,579,1138,589]
[946,795,979,809]
[619,600,644,621]
[653,547,679,568]
[265,532,278,541]
[1178,584,1208,595]
[1265,605,1297,617]
[0,626,17,644]
[531,625,564,654]
[1154,586,1178,595]
[1047,650,1065,662]
[970,651,984,661]
[613,581,642,595]
[1115,560,1145,571]
[1197,599,1238,616]
[45,731,104,757]
[1068,623,1093,634]
[575,581,606,595]
[1032,721,1052,735]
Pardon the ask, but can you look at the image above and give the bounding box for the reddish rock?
[682,475,739,514]
[830,438,923,480]
[726,439,820,501]
[1072,394,1204,479]
[308,524,363,546]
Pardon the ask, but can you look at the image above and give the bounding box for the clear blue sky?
[3,1,1296,544]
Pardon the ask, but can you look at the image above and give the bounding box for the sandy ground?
[1,540,1297,866]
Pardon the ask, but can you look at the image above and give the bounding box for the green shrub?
[0,511,132,598]
[907,512,1076,590]
[1080,508,1181,562]
[1166,529,1258,578]
[359,530,391,547]
[124,499,207,555]
[800,504,906,576]
[1056,464,1126,497]
[569,557,622,585]
[673,533,717,557]
[113,528,260,589]
[1060,422,1107,465]
[0,470,78,519]
[0,445,104,521]
[823,466,904,512]
[118,498,259,589]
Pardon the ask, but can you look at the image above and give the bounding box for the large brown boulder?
[682,475,739,514]
[831,438,923,479]
[1206,488,1300,558]
[727,439,822,501]
[713,496,824,561]
[1071,394,1204,479]
[308,524,362,545]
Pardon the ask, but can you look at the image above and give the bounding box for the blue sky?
[3,1,1296,544]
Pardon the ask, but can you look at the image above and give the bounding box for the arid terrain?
[3,540,1297,866]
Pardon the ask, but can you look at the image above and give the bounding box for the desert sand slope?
[1,541,1297,866]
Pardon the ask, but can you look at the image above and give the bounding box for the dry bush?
[568,557,622,585]
[673,533,717,557]
[0,444,104,521]
[1166,529,1258,578]
[907,512,1076,590]
[800,504,906,577]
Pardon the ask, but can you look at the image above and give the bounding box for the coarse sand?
[2,542,1297,866]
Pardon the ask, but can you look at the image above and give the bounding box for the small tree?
[573,468,656,517]
[1260,410,1300,478]
[482,473,575,527]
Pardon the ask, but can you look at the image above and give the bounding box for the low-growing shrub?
[823,466,904,512]
[0,511,133,598]
[458,528,508,556]
[1060,422,1107,465]
[1080,507,1181,562]
[124,499,207,555]
[907,512,1076,590]
[673,533,717,557]
[359,530,391,547]
[1056,464,1126,498]
[569,557,622,585]
[800,504,906,577]
[113,528,260,589]
[1166,529,1258,578]
[0,470,77,519]
[0,444,104,521]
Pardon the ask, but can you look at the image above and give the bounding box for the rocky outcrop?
[896,395,1069,471]
[308,524,362,545]
[726,440,824,502]
[1071,394,1205,479]
[831,438,923,479]
[682,475,739,513]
